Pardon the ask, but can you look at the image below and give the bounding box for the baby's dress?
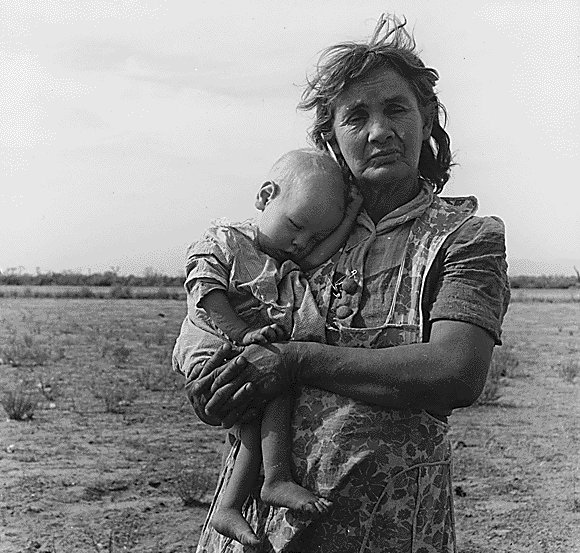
[178,219,326,376]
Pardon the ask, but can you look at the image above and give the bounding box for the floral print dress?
[195,188,478,553]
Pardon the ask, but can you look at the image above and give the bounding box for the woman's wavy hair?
[298,14,453,193]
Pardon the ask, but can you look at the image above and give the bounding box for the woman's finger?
[190,372,213,395]
[199,343,239,380]
[206,373,251,417]
[220,384,255,428]
[209,355,247,393]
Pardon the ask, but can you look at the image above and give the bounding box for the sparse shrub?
[173,464,211,507]
[1,333,51,366]
[78,286,95,298]
[91,379,139,413]
[36,370,62,402]
[110,285,132,299]
[492,346,520,378]
[136,366,174,391]
[477,368,501,405]
[110,344,131,368]
[154,287,171,299]
[560,360,579,383]
[83,513,140,552]
[1,388,39,420]
[154,327,167,346]
[476,346,520,405]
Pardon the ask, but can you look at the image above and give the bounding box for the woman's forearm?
[293,320,494,415]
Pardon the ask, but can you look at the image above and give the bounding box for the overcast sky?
[1,1,578,276]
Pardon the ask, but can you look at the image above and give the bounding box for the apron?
[196,195,477,553]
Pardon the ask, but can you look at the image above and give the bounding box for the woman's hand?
[187,341,301,428]
[184,343,249,427]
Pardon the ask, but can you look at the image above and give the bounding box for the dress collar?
[346,182,435,249]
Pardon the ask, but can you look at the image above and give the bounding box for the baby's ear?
[255,181,279,211]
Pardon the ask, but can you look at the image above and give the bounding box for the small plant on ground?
[173,463,212,507]
[136,365,174,391]
[110,344,131,368]
[560,360,579,383]
[36,369,62,403]
[90,378,139,414]
[477,345,520,405]
[1,387,39,420]
[492,345,521,377]
[109,285,133,299]
[84,513,141,552]
[1,332,51,367]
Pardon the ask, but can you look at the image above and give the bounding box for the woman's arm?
[295,320,494,416]
[200,319,494,423]
[299,185,363,271]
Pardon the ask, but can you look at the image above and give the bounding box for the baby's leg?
[260,395,331,513]
[211,423,261,546]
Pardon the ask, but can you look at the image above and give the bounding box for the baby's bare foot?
[211,507,260,546]
[260,480,332,513]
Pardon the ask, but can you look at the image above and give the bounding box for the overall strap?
[388,195,478,331]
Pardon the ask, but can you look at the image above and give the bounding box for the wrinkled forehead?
[334,65,419,111]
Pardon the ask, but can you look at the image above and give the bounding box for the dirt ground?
[0,296,578,552]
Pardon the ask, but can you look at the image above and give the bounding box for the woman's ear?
[255,181,279,211]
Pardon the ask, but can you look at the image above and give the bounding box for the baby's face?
[257,173,344,263]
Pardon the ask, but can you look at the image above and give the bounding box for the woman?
[174,15,510,552]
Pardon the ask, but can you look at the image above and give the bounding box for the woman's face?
[331,66,431,192]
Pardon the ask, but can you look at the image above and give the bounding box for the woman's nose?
[368,116,393,143]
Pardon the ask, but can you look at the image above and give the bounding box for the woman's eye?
[387,104,406,115]
[345,112,366,125]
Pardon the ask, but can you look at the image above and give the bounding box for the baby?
[184,149,361,546]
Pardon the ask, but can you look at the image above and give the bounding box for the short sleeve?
[184,230,232,307]
[425,216,510,344]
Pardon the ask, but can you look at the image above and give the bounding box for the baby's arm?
[199,288,286,345]
[300,185,363,271]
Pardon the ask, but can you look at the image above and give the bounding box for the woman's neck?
[360,178,422,224]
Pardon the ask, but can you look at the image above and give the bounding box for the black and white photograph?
[1,1,578,552]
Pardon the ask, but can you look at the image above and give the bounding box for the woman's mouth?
[369,150,400,164]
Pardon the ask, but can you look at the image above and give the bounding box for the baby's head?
[255,149,346,263]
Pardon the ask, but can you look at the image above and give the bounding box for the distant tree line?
[0,269,183,287]
[0,269,578,289]
[509,274,578,289]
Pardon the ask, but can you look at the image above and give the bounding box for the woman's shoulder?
[434,193,506,243]
[452,213,507,247]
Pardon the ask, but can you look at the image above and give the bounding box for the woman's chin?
[361,164,416,188]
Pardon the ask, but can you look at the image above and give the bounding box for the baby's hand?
[241,324,286,345]
[346,184,364,218]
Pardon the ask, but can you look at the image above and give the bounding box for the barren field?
[0,294,578,552]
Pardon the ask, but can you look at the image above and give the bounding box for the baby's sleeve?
[184,229,232,308]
